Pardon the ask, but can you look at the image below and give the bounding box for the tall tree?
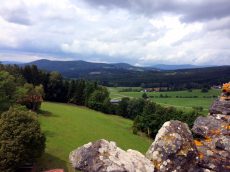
[87,86,110,112]
[0,71,16,112]
[16,84,44,111]
[126,98,145,119]
[46,71,64,101]
[117,97,130,117]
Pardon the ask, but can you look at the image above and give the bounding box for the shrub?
[192,106,204,112]
[117,97,130,117]
[87,87,110,112]
[0,108,46,172]
[201,88,209,93]
[126,98,145,119]
[0,71,17,113]
[16,84,44,111]
[133,102,202,138]
[142,93,148,99]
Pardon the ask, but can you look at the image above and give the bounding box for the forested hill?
[151,64,202,70]
[83,65,230,88]
[22,59,230,88]
[24,59,153,74]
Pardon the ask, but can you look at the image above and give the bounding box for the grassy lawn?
[37,102,152,172]
[109,87,220,113]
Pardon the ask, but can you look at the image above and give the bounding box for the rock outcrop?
[192,113,230,171]
[146,120,199,172]
[210,99,230,115]
[69,139,155,172]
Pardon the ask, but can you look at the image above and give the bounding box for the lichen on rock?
[69,139,155,172]
[146,120,199,172]
[210,99,230,115]
[192,96,230,172]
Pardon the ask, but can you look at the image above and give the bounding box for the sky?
[0,0,230,66]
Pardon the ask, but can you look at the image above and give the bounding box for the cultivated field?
[109,87,221,113]
[37,102,152,172]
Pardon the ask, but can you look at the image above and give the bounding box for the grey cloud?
[0,5,31,25]
[180,1,230,22]
[204,17,230,31]
[0,0,229,66]
[84,0,230,23]
[83,0,130,9]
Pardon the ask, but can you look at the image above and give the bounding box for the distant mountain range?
[1,59,230,87]
[1,61,22,65]
[2,59,208,70]
[25,59,151,72]
[151,64,206,70]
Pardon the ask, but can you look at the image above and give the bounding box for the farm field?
[109,87,221,113]
[37,102,152,172]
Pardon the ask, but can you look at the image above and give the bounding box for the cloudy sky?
[0,0,230,66]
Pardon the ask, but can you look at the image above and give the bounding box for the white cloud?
[0,52,73,62]
[0,0,229,65]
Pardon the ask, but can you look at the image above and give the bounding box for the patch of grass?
[37,102,152,172]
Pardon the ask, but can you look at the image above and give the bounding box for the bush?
[126,98,145,119]
[16,84,44,111]
[133,101,202,138]
[117,97,130,117]
[142,93,148,99]
[0,71,17,113]
[201,88,209,93]
[192,106,204,112]
[0,108,46,172]
[87,87,110,112]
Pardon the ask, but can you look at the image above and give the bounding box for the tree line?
[77,66,230,89]
[0,64,99,106]
[0,65,46,172]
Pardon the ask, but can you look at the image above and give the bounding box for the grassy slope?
[109,87,220,113]
[37,102,152,172]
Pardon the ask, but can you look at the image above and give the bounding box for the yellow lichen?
[194,140,203,146]
[224,125,230,130]
[204,137,212,142]
[222,82,230,93]
[177,144,193,156]
[198,152,204,159]
[209,129,221,135]
[152,160,161,170]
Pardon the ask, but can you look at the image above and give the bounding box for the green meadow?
[37,102,152,172]
[109,87,220,113]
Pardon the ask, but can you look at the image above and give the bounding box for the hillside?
[24,59,152,76]
[91,66,230,87]
[37,102,152,172]
[151,64,204,70]
[23,59,230,87]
